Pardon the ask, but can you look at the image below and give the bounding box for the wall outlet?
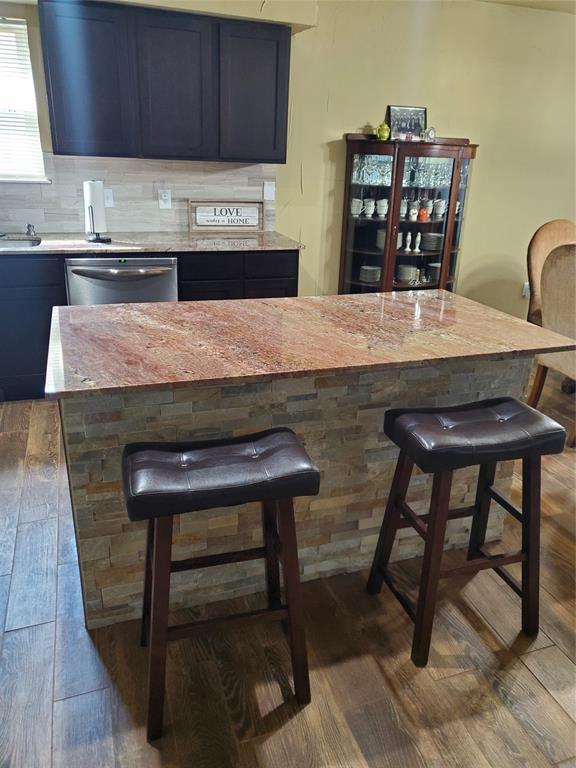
[158,189,172,209]
[522,281,530,298]
[104,188,114,208]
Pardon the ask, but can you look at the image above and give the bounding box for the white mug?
[350,198,363,217]
[376,198,388,217]
[363,199,376,216]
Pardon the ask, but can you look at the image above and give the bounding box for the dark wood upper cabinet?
[136,10,218,159]
[219,20,290,163]
[39,1,291,163]
[39,1,139,156]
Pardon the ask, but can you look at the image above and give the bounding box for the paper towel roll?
[83,180,107,234]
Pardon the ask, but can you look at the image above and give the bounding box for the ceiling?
[479,0,576,14]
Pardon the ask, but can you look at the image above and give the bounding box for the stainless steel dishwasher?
[65,257,178,305]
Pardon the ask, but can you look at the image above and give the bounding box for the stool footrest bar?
[487,486,523,522]
[171,546,266,573]
[440,550,525,579]
[478,546,523,596]
[399,501,427,539]
[381,568,416,621]
[167,607,289,641]
[397,504,477,532]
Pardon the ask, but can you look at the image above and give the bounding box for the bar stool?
[122,427,320,741]
[367,397,565,667]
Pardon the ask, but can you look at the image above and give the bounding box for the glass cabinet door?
[390,153,455,290]
[448,157,472,289]
[341,151,394,294]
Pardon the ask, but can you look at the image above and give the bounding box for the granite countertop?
[45,290,576,398]
[0,230,302,255]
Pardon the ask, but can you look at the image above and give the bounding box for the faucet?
[26,223,36,236]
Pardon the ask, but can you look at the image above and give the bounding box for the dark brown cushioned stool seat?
[122,427,320,742]
[123,427,321,521]
[384,397,566,473]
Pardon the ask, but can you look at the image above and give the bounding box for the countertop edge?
[0,230,303,256]
[44,346,573,401]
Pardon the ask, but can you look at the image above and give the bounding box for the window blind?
[0,18,45,180]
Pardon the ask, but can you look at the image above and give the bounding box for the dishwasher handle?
[70,266,174,281]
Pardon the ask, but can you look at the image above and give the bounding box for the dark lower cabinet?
[0,261,67,402]
[177,250,299,302]
[136,10,218,159]
[39,1,139,156]
[219,20,290,163]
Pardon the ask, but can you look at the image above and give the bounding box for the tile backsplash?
[0,153,276,234]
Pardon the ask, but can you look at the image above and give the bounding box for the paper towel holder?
[85,205,111,243]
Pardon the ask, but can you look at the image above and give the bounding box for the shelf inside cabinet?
[397,219,447,227]
[346,278,383,288]
[350,247,384,257]
[351,183,391,189]
[349,215,388,224]
[393,281,439,291]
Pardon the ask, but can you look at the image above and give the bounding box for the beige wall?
[277,0,576,316]
[2,0,574,317]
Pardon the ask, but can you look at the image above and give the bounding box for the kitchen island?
[46,290,575,628]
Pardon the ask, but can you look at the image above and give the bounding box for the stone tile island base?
[60,357,532,629]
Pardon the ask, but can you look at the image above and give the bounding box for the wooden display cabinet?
[338,134,478,294]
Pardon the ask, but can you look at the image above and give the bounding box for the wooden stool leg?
[522,456,541,636]
[367,452,413,594]
[262,501,281,609]
[140,519,155,647]
[567,422,576,449]
[411,470,453,667]
[467,463,497,559]
[527,364,548,407]
[277,498,310,705]
[146,515,174,742]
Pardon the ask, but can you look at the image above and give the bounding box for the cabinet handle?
[70,267,173,281]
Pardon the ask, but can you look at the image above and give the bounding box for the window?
[0,17,45,181]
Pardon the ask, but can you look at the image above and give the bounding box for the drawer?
[0,257,65,288]
[244,277,298,299]
[178,252,243,281]
[179,279,244,301]
[244,250,298,278]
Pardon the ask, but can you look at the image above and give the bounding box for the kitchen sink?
[0,235,42,250]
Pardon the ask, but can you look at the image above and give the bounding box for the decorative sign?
[189,200,263,232]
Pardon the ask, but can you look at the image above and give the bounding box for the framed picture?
[387,105,427,142]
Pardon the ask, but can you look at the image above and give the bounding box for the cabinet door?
[136,11,218,159]
[179,280,244,302]
[219,20,290,163]
[0,284,67,400]
[244,278,297,299]
[40,1,139,157]
[178,252,243,281]
[244,251,298,278]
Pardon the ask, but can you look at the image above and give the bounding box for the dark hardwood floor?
[0,370,573,767]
